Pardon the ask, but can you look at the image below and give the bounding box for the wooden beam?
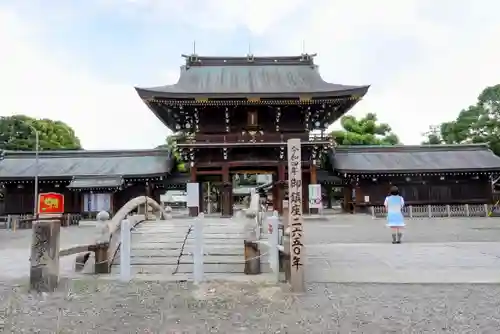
[196,170,223,175]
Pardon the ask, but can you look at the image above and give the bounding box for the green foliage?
[235,174,257,186]
[330,113,400,145]
[158,132,187,172]
[422,84,500,155]
[0,115,82,151]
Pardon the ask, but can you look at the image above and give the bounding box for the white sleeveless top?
[384,195,404,213]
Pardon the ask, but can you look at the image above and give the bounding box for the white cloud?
[98,0,305,34]
[267,0,500,143]
[0,8,169,150]
[1,0,500,149]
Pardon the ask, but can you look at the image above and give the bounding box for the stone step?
[130,244,246,251]
[132,237,244,245]
[112,262,271,274]
[133,231,246,238]
[114,255,246,265]
[130,248,245,257]
[138,223,246,228]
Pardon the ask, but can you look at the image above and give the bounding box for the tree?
[158,132,187,172]
[330,113,400,145]
[422,84,500,155]
[0,115,82,151]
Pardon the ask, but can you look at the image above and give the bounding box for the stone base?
[188,206,199,217]
[29,268,58,292]
[309,208,320,215]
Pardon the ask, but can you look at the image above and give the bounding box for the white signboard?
[364,195,370,203]
[287,138,304,292]
[186,183,200,208]
[308,184,322,209]
[83,193,111,212]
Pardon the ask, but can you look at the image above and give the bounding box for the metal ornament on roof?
[225,107,230,132]
[279,147,285,160]
[275,107,281,132]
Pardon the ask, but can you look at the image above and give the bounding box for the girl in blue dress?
[384,186,405,244]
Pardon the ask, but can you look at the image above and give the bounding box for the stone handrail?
[76,196,167,274]
[30,196,166,292]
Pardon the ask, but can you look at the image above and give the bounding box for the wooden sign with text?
[38,192,65,215]
[287,138,304,292]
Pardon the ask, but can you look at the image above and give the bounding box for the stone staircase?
[112,217,270,280]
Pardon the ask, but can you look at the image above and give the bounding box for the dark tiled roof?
[164,172,190,185]
[316,170,343,184]
[0,149,173,179]
[331,144,500,174]
[67,175,124,189]
[135,54,369,99]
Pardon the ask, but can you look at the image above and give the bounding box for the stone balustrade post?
[30,219,61,292]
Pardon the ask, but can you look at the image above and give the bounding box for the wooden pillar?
[244,240,261,274]
[272,178,278,212]
[188,166,199,217]
[309,164,319,214]
[221,165,233,217]
[30,220,61,292]
[73,191,79,213]
[276,163,286,215]
[326,184,333,209]
[93,243,110,274]
[343,186,350,213]
[302,171,310,213]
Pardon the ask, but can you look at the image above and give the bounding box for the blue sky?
[1,0,500,149]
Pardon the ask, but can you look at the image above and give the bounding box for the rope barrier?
[172,225,193,275]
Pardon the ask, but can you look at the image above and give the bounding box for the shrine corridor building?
[1,53,500,217]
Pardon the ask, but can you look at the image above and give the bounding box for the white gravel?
[1,278,500,333]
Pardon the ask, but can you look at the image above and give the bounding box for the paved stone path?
[303,215,500,283]
[111,217,270,280]
[0,223,101,280]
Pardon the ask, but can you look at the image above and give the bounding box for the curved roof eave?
[135,85,370,100]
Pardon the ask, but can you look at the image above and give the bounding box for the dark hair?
[389,186,399,196]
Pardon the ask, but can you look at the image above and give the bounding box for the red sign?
[38,192,65,214]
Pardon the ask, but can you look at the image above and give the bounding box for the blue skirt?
[386,211,405,227]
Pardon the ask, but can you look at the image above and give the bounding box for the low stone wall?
[1,213,81,230]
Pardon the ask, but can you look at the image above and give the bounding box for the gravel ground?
[1,279,500,333]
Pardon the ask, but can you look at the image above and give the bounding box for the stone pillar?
[30,220,61,292]
[309,164,319,214]
[189,167,199,217]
